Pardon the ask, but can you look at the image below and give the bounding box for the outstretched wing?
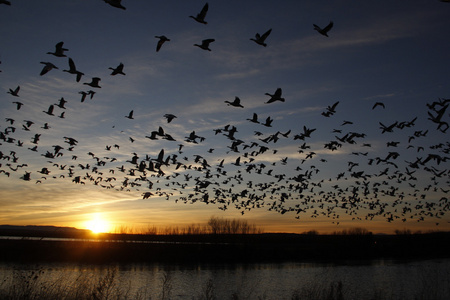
[323,21,334,33]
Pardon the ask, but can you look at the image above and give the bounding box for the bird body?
[250,28,272,47]
[372,102,385,110]
[313,21,333,37]
[104,0,126,10]
[194,39,215,51]
[47,41,68,57]
[84,77,101,88]
[55,97,67,109]
[40,62,58,76]
[125,110,134,119]
[12,101,23,110]
[163,114,177,123]
[265,88,285,103]
[63,58,84,82]
[109,63,125,75]
[190,3,208,24]
[247,113,260,123]
[43,104,55,116]
[225,97,244,108]
[155,35,170,52]
[7,86,20,97]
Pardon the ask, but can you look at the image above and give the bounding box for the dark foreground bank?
[1,230,449,264]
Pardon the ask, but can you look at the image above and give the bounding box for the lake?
[1,259,449,299]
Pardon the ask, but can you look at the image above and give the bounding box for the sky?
[0,0,449,234]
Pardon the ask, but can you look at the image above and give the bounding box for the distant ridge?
[0,225,91,238]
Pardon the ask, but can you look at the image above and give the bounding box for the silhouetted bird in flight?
[322,101,339,117]
[313,21,333,37]
[155,36,170,52]
[262,116,273,127]
[250,28,272,47]
[372,102,385,109]
[12,101,23,110]
[225,97,244,108]
[104,0,126,10]
[63,58,84,82]
[265,88,285,103]
[194,39,215,51]
[84,77,101,88]
[0,0,11,5]
[247,113,260,124]
[163,114,177,123]
[109,63,125,75]
[7,86,20,97]
[125,110,134,119]
[40,62,58,76]
[43,105,55,116]
[47,41,68,57]
[55,97,67,109]
[189,3,208,24]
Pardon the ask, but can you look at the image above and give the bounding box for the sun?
[85,214,110,234]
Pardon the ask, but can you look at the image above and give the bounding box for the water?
[1,259,449,299]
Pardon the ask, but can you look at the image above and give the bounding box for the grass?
[0,265,449,300]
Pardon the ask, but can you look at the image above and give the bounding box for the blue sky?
[0,0,449,233]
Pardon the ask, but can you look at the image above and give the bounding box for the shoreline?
[1,232,449,264]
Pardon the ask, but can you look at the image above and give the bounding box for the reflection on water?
[1,259,449,299]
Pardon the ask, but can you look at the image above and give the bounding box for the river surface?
[1,259,449,299]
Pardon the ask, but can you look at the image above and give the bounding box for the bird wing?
[203,39,215,45]
[55,41,66,51]
[274,88,282,98]
[323,21,334,32]
[68,58,76,71]
[198,3,208,19]
[261,28,272,40]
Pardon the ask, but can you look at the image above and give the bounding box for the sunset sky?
[1,1,449,234]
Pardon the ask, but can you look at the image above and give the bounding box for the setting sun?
[85,214,110,234]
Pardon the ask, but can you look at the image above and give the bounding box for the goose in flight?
[225,97,244,108]
[84,77,101,88]
[155,35,170,52]
[12,101,23,110]
[55,97,67,109]
[265,88,285,103]
[104,0,126,10]
[40,62,58,76]
[313,21,333,37]
[43,104,55,116]
[262,116,273,127]
[250,28,272,47]
[194,39,215,51]
[0,1,11,5]
[189,3,208,24]
[372,102,385,110]
[47,41,68,57]
[163,114,177,123]
[63,58,84,82]
[322,101,339,117]
[79,91,88,102]
[7,86,20,97]
[247,113,260,124]
[109,63,125,75]
[125,110,134,119]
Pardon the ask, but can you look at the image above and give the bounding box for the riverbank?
[1,231,449,264]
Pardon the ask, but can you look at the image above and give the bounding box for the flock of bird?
[1,1,449,228]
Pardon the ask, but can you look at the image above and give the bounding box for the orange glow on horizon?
[84,214,111,234]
